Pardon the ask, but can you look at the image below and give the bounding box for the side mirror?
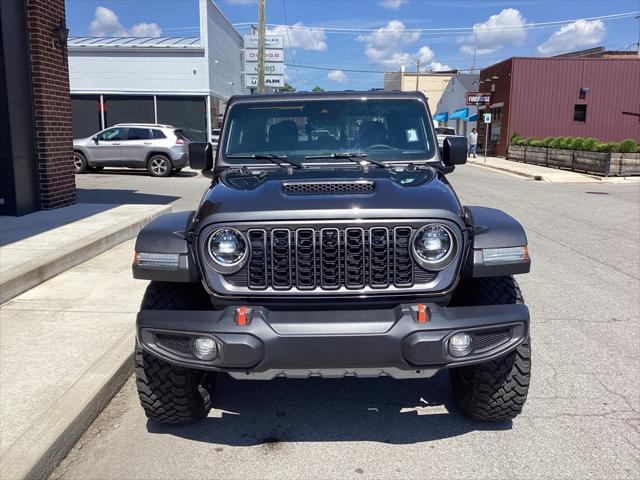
[442,136,467,167]
[188,142,214,171]
[92,136,99,144]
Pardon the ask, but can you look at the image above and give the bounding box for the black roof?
[227,90,429,105]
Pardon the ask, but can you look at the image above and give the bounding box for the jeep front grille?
[226,226,439,291]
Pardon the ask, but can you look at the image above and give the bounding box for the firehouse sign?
[466,92,492,106]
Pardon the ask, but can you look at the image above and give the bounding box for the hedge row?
[510,133,639,153]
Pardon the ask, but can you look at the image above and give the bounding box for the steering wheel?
[366,144,396,151]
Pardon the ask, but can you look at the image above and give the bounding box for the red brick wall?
[26,0,75,209]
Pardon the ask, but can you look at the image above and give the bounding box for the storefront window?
[156,96,207,141]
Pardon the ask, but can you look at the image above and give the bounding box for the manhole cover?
[585,191,610,195]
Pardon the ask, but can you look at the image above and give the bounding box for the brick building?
[476,55,640,156]
[0,0,75,215]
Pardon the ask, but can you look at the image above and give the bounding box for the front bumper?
[137,303,529,378]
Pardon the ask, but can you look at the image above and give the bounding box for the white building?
[67,0,243,141]
[433,73,480,137]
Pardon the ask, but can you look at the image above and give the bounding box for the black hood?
[194,167,464,231]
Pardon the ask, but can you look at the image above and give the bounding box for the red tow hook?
[236,306,248,326]
[416,304,430,323]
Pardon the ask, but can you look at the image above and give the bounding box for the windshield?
[221,98,436,164]
[435,127,456,135]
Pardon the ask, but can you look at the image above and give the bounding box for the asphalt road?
[55,165,640,479]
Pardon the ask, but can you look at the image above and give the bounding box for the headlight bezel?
[205,227,249,274]
[411,223,457,271]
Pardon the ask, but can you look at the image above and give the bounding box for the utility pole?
[415,58,420,91]
[257,0,266,93]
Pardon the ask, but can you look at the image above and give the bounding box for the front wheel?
[449,276,531,421]
[135,281,214,424]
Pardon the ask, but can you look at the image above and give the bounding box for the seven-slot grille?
[234,226,437,291]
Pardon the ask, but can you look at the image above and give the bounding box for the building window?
[574,104,587,122]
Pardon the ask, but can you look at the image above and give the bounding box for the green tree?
[280,82,296,92]
[312,86,325,92]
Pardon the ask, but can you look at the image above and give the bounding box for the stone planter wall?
[507,146,640,176]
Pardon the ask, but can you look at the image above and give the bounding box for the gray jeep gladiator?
[132,91,531,424]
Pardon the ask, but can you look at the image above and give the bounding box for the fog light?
[449,333,473,357]
[192,336,218,360]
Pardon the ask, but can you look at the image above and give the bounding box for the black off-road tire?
[449,276,531,421]
[135,281,214,424]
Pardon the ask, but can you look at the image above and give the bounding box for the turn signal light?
[236,306,248,326]
[416,304,430,323]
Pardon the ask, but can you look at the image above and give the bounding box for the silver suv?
[73,124,191,177]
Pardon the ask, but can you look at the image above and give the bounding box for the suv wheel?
[135,281,214,424]
[148,155,172,177]
[73,152,89,173]
[449,276,531,421]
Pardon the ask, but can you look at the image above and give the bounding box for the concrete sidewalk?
[0,239,146,480]
[467,155,640,183]
[0,203,170,303]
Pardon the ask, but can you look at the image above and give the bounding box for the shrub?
[595,142,620,153]
[569,138,586,151]
[542,136,556,147]
[559,136,575,149]
[549,137,565,149]
[618,139,638,153]
[512,137,525,146]
[529,139,544,147]
[582,138,598,152]
[510,131,522,142]
[522,137,536,146]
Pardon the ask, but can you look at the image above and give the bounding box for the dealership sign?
[244,62,284,75]
[244,35,284,49]
[245,75,285,87]
[466,92,492,106]
[244,49,284,62]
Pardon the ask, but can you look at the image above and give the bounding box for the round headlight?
[412,224,455,270]
[207,228,248,273]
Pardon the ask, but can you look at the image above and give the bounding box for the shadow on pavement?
[80,169,199,178]
[146,372,511,445]
[76,188,180,205]
[0,203,118,246]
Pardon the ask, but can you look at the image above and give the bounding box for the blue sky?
[66,0,640,90]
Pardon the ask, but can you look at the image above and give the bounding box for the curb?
[0,329,136,480]
[467,160,545,181]
[0,205,170,304]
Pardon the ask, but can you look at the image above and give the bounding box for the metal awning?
[433,112,448,122]
[448,108,468,120]
[465,113,478,122]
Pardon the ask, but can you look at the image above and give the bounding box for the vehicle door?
[121,127,154,167]
[86,127,126,165]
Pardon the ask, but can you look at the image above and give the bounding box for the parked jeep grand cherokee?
[73,123,191,177]
[132,91,532,424]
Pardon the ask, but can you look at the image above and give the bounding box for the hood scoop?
[282,180,375,195]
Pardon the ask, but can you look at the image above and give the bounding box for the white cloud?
[89,6,161,37]
[358,20,421,66]
[537,19,606,55]
[327,69,347,83]
[357,20,449,70]
[379,0,408,9]
[426,61,451,72]
[459,8,526,55]
[267,22,327,51]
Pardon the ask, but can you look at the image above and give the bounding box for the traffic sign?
[483,113,492,124]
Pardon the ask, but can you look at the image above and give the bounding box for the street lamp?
[405,58,421,91]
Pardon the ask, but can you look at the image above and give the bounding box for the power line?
[234,11,639,35]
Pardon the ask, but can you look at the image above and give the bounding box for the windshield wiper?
[226,154,303,169]
[304,152,388,169]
